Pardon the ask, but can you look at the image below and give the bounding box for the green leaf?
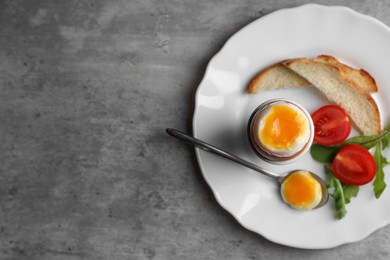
[325,166,346,219]
[342,135,383,149]
[310,128,390,163]
[342,184,359,204]
[373,143,389,198]
[343,129,390,149]
[381,136,390,150]
[328,178,347,219]
[325,165,359,219]
[310,144,339,163]
[310,126,390,219]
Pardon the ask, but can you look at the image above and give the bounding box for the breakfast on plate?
[248,99,314,164]
[281,170,323,210]
[247,55,390,218]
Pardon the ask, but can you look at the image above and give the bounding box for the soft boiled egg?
[281,171,323,210]
[248,99,314,164]
[257,102,310,155]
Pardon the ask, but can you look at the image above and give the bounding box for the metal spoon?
[166,128,329,210]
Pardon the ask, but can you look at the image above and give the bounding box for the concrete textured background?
[1,0,390,259]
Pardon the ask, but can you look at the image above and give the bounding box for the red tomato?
[332,144,376,186]
[311,105,352,145]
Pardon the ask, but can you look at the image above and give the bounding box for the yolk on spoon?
[281,171,322,210]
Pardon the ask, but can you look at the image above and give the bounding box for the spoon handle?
[166,128,280,179]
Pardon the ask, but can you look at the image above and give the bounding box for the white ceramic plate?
[192,4,390,249]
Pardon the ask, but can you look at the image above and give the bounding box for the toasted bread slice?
[313,55,378,93]
[247,62,310,93]
[248,55,378,94]
[283,58,380,135]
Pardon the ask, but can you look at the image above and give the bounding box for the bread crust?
[248,62,281,93]
[247,61,310,93]
[248,55,378,94]
[283,58,381,135]
[313,55,378,92]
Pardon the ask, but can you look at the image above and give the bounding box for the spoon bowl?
[279,170,329,210]
[166,128,329,210]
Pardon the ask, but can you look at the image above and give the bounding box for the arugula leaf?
[310,144,339,163]
[329,180,347,219]
[381,135,390,150]
[373,142,390,198]
[342,134,385,149]
[342,184,360,204]
[311,126,390,219]
[311,128,390,163]
[381,125,390,150]
[325,165,359,219]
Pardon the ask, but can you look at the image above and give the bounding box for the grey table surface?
[1,0,390,259]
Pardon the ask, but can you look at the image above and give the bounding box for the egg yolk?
[260,105,307,150]
[281,171,322,210]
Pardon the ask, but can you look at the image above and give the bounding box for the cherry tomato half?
[332,144,376,186]
[311,105,352,146]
